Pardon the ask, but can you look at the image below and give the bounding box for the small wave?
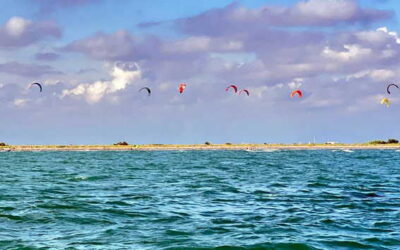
[70,175,88,181]
[246,148,280,152]
[220,161,246,166]
[69,175,108,182]
[1,150,399,249]
[0,206,15,211]
[322,240,374,249]
[332,149,354,153]
[165,229,193,236]
[320,218,335,224]
[347,191,382,199]
[0,213,24,221]
[260,148,280,152]
[63,216,115,225]
[37,203,77,210]
[198,242,318,249]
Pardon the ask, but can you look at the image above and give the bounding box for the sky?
[0,0,399,145]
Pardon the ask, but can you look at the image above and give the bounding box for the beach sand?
[1,144,400,151]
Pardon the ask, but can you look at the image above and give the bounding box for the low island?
[1,140,400,151]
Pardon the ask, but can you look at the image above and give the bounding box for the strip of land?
[1,144,399,151]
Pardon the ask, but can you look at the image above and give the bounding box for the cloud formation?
[35,52,60,61]
[0,61,63,77]
[60,0,400,113]
[0,17,61,48]
[33,0,101,14]
[63,31,137,61]
[174,0,393,36]
[61,62,142,104]
[1,0,399,144]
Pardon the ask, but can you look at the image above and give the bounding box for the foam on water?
[332,149,354,153]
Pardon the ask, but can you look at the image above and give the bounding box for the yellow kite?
[380,98,391,107]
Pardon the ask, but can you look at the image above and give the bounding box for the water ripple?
[0,150,399,249]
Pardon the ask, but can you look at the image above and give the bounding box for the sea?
[0,150,399,249]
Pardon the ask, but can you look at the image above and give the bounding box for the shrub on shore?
[0,142,6,146]
[204,141,211,145]
[225,142,232,145]
[368,140,387,145]
[114,141,129,146]
[369,139,399,145]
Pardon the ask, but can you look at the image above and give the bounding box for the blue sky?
[0,0,399,145]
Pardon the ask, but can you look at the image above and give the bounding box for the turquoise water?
[0,150,399,249]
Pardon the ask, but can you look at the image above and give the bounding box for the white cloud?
[163,36,243,54]
[43,79,62,86]
[377,27,400,44]
[369,69,395,82]
[322,44,371,62]
[288,78,303,89]
[5,17,31,37]
[165,36,211,53]
[13,98,27,108]
[295,0,357,20]
[61,62,142,104]
[346,69,395,82]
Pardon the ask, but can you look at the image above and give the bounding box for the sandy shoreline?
[1,144,400,152]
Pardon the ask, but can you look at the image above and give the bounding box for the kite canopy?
[31,82,42,92]
[387,84,399,95]
[178,83,187,94]
[139,87,151,96]
[239,89,250,96]
[380,98,391,107]
[226,85,238,93]
[290,90,303,98]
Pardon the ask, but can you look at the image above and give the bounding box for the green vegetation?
[369,140,387,144]
[114,141,129,146]
[368,139,399,145]
[0,142,6,146]
[204,142,211,145]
